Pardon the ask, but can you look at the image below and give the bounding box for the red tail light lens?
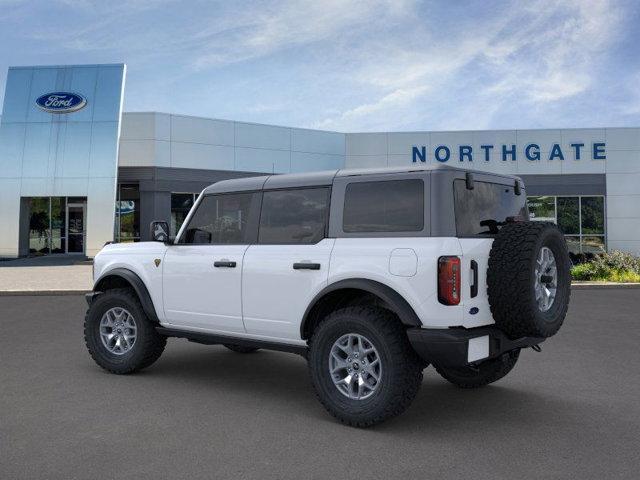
[438,256,461,305]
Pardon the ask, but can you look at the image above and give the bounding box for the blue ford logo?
[35,92,87,114]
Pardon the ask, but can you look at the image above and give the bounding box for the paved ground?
[0,257,92,293]
[1,289,639,480]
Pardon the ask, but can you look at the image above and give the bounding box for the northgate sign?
[412,142,606,163]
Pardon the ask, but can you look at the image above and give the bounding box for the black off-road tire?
[84,288,167,374]
[487,221,571,339]
[435,349,520,388]
[308,306,423,428]
[223,344,260,354]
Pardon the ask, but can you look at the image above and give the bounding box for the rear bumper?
[407,325,545,367]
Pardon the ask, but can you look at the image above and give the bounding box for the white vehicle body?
[86,165,572,428]
[93,236,495,343]
[93,164,525,363]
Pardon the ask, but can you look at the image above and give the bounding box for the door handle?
[214,260,236,268]
[293,262,321,270]
[470,260,478,298]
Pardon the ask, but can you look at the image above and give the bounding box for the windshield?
[453,179,528,236]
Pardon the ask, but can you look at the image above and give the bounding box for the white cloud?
[191,0,413,69]
[313,85,428,130]
[314,0,625,130]
[482,0,621,103]
[1,0,631,130]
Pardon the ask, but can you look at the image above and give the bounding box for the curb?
[571,282,640,289]
[0,290,91,296]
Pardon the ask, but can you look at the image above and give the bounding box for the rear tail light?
[438,256,461,305]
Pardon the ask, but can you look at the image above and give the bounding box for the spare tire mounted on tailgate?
[487,221,571,339]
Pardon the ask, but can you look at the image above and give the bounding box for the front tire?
[435,349,520,388]
[84,288,167,374]
[308,307,423,427]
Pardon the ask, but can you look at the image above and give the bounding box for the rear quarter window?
[343,179,424,233]
[454,179,528,236]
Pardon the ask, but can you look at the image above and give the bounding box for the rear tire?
[308,306,423,427]
[84,288,167,374]
[223,344,260,354]
[435,349,520,388]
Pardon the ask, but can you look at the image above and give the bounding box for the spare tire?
[487,221,571,339]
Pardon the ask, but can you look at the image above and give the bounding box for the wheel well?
[93,269,160,323]
[302,288,401,340]
[95,275,134,292]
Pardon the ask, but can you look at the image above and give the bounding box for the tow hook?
[531,344,542,352]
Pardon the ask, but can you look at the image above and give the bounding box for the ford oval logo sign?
[35,92,87,114]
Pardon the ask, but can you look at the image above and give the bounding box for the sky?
[0,0,639,132]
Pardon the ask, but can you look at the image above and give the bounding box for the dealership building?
[1,63,639,258]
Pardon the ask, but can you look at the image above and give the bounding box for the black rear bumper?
[407,325,545,368]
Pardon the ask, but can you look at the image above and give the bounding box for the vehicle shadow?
[141,343,580,433]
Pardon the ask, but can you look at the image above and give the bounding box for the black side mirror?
[150,221,170,243]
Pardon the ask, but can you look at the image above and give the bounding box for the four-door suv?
[84,165,570,427]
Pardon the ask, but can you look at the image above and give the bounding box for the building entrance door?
[66,203,86,254]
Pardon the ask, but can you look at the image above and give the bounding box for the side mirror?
[150,221,170,243]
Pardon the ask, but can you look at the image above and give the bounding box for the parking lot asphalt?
[1,289,639,480]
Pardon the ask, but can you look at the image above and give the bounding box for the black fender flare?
[300,278,422,338]
[93,268,160,323]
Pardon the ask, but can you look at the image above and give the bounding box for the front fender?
[93,268,160,323]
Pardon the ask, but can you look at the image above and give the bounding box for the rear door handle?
[214,260,236,268]
[470,260,478,298]
[293,262,321,270]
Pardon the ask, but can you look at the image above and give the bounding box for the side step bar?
[156,327,308,357]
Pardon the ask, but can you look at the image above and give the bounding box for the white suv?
[84,165,571,427]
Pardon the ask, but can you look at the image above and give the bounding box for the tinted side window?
[454,180,528,236]
[180,193,255,244]
[259,188,330,244]
[343,179,424,232]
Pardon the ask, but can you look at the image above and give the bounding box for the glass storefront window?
[582,236,606,254]
[581,197,605,234]
[171,193,198,237]
[527,196,556,222]
[564,236,582,255]
[527,195,605,254]
[50,197,66,254]
[29,197,50,255]
[115,184,140,242]
[557,197,579,235]
[27,196,85,255]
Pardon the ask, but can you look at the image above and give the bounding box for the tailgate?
[458,238,495,328]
